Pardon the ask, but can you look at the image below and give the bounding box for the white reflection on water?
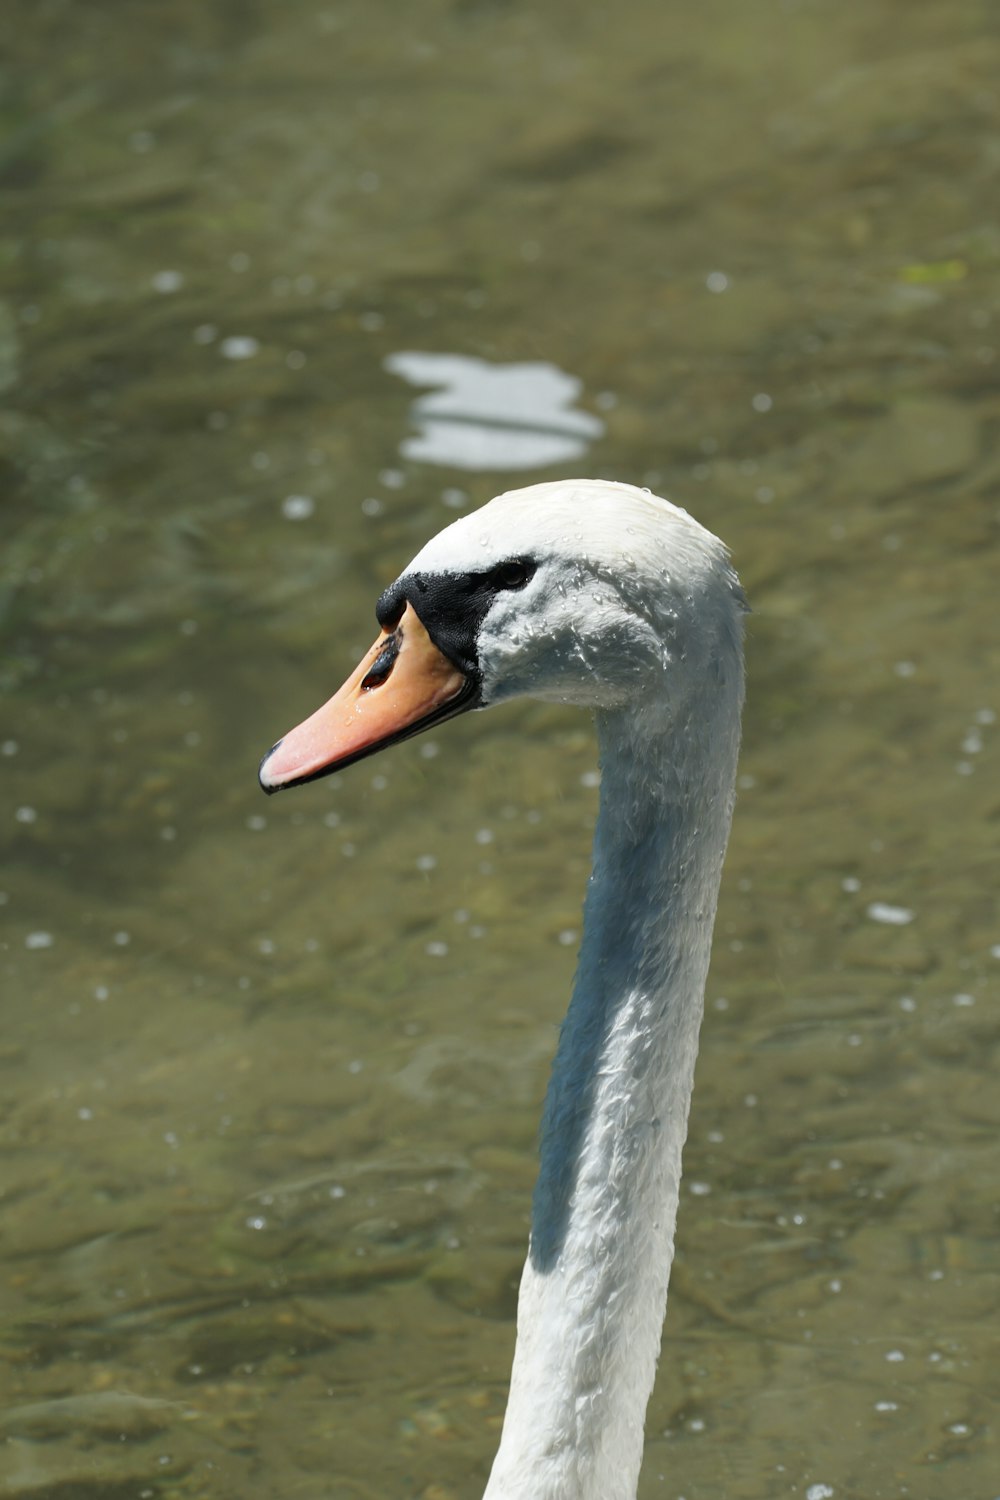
[384,351,604,470]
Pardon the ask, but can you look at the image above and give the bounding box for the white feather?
[401,480,745,1499]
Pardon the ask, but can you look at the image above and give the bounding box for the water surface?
[2,2,999,1497]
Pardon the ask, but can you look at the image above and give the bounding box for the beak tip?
[258,741,284,795]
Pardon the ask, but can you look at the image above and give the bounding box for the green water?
[2,2,998,1496]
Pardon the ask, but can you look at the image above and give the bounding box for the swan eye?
[493,559,534,591]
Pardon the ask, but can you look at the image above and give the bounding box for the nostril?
[361,636,399,690]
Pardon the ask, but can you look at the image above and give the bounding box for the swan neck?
[484,687,741,1500]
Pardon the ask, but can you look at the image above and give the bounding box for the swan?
[259,478,746,1500]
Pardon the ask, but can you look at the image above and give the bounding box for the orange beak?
[259,603,475,793]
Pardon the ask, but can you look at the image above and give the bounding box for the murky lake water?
[2,2,999,1496]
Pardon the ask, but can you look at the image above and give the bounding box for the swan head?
[259,479,745,792]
